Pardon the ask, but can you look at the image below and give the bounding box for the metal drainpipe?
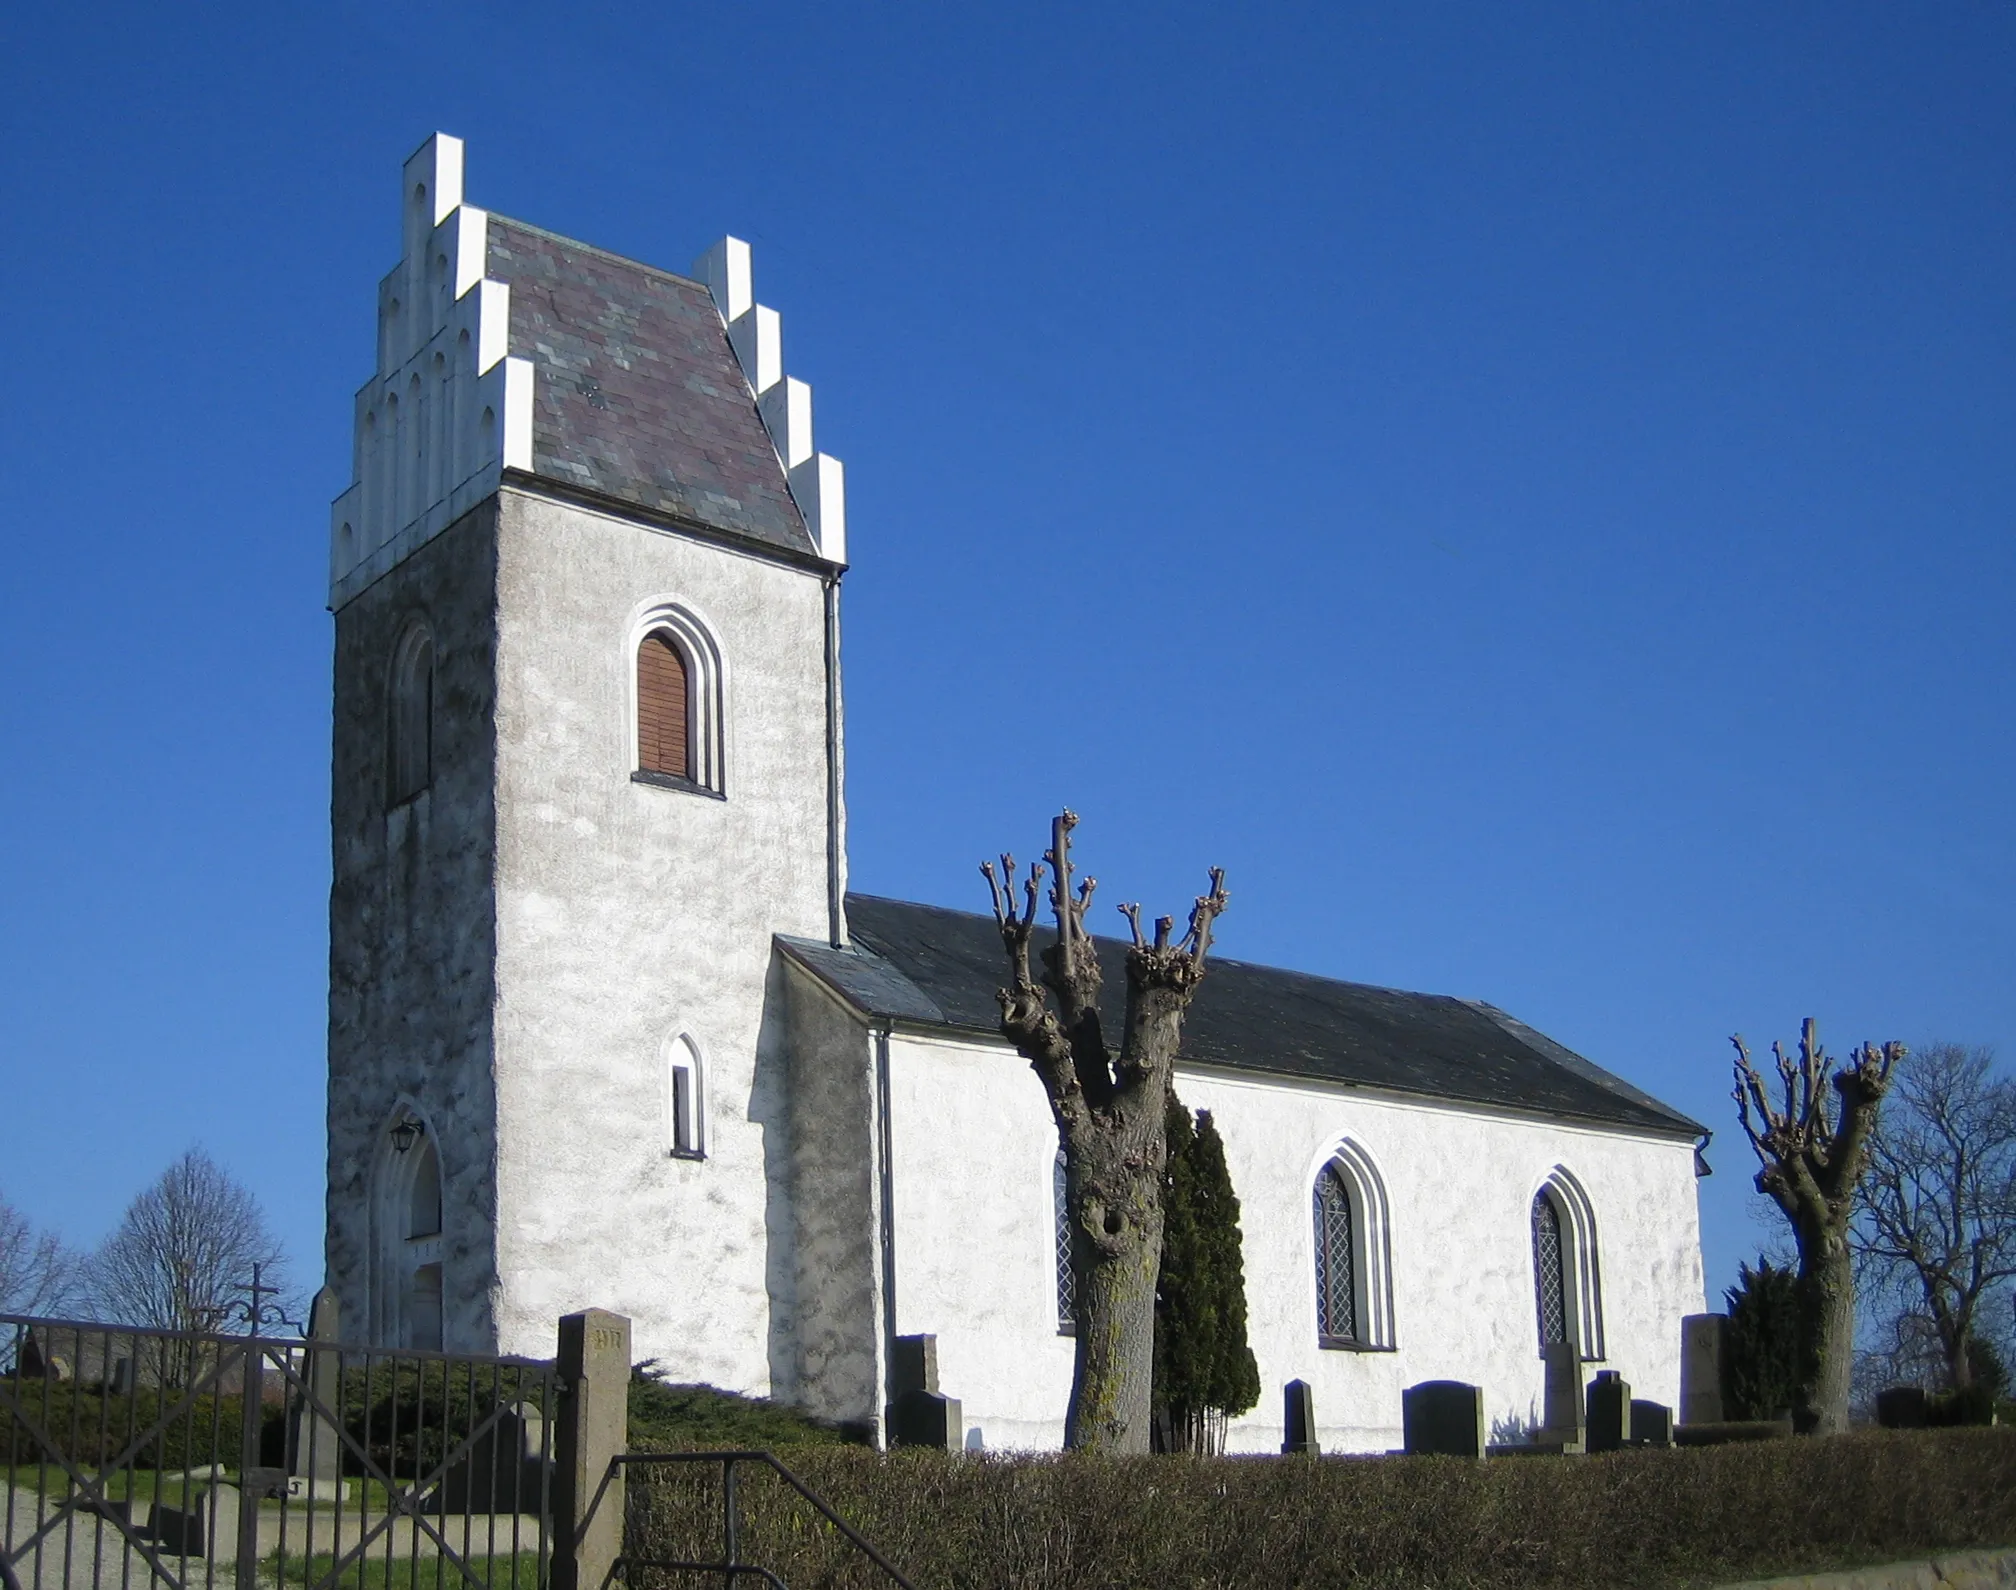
[823,575,847,948]
[874,1020,898,1439]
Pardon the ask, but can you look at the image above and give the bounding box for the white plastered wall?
[882,1029,1705,1453]
[486,483,838,1385]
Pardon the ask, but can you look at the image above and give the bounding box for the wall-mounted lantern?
[390,1116,425,1154]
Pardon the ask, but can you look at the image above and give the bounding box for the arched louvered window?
[1314,1163,1359,1345]
[1533,1188,1569,1349]
[636,631,692,781]
[388,625,434,805]
[1053,1147,1075,1334]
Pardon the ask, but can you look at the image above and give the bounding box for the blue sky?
[1,2,2011,1324]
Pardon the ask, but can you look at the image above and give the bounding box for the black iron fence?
[1,1313,556,1590]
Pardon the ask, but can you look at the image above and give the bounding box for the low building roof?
[779,893,1705,1141]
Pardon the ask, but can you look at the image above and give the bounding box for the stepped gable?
[777,894,1705,1140]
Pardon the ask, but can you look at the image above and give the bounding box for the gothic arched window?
[636,631,692,781]
[1053,1146,1075,1334]
[388,624,434,805]
[1532,1188,1568,1348]
[1532,1169,1604,1359]
[1314,1163,1359,1345]
[1311,1140,1398,1350]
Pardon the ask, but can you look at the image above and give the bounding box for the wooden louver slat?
[637,632,691,779]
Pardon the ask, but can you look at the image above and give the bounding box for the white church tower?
[324,133,849,1386]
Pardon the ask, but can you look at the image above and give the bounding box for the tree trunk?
[1064,1174,1161,1452]
[1795,1234,1856,1435]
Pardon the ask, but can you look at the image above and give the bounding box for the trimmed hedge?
[625,1429,2016,1590]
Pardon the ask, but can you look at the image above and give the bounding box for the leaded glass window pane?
[1314,1164,1358,1343]
[1054,1148,1075,1331]
[1533,1190,1568,1347]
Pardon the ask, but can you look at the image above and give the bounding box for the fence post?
[553,1309,631,1590]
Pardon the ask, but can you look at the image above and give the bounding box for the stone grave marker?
[439,1401,550,1514]
[1630,1399,1673,1447]
[1540,1342,1586,1451]
[1281,1379,1318,1456]
[1402,1381,1485,1460]
[1680,1313,1727,1426]
[154,1482,241,1562]
[1586,1370,1632,1452]
[886,1332,961,1451]
[1875,1386,1929,1429]
[286,1287,347,1501]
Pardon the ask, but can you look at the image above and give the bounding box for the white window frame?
[666,1032,708,1160]
[1533,1165,1605,1362]
[1308,1136,1398,1351]
[626,599,727,796]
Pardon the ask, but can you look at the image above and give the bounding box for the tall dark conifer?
[1153,1097,1260,1453]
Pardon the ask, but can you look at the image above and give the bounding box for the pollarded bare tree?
[1853,1042,2016,1395]
[1732,1018,1903,1434]
[983,811,1228,1453]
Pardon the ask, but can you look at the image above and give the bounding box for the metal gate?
[2,1312,555,1590]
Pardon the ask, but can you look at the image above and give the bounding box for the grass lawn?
[266,1548,545,1590]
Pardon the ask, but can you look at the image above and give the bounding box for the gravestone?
[1281,1379,1319,1456]
[286,1287,347,1501]
[1875,1386,1929,1429]
[18,1332,72,1382]
[1679,1314,1728,1426]
[888,1387,962,1450]
[886,1333,960,1450]
[1630,1399,1673,1447]
[890,1334,938,1396]
[1586,1370,1632,1453]
[154,1483,241,1562]
[1402,1381,1485,1460]
[438,1402,550,1514]
[1539,1342,1585,1451]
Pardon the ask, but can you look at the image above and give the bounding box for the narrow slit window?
[1533,1189,1569,1349]
[668,1035,705,1158]
[388,626,434,805]
[1053,1147,1075,1333]
[637,632,692,780]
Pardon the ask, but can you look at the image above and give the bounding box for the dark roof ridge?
[836,892,1706,1140]
[486,210,704,290]
[845,890,1475,1007]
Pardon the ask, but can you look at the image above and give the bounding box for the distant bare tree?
[0,1195,81,1316]
[1732,1018,1903,1435]
[982,810,1228,1453]
[1853,1043,2016,1394]
[90,1149,285,1382]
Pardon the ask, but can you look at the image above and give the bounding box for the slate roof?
[778,894,1705,1141]
[484,216,816,559]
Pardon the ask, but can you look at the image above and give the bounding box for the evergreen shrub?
[1724,1257,1800,1420]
